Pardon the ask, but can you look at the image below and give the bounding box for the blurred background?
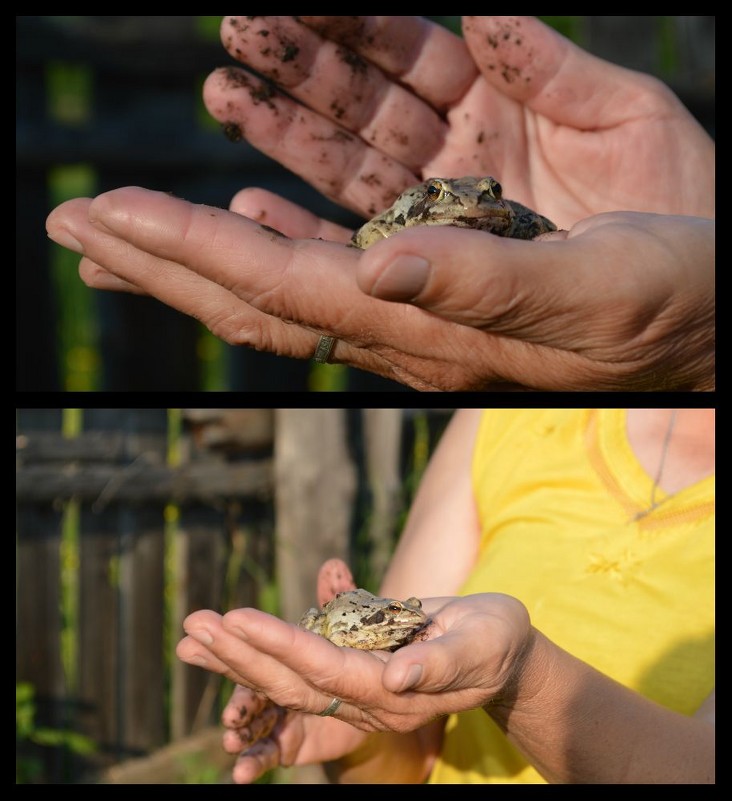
[16,16,715,393]
[16,408,455,783]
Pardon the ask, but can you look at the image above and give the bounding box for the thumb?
[356,225,581,345]
[462,16,666,129]
[381,634,478,695]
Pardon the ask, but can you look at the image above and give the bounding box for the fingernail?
[369,255,430,301]
[187,628,214,646]
[47,227,83,253]
[397,663,423,691]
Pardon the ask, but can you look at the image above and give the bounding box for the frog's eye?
[387,602,403,612]
[426,181,444,201]
[488,179,502,199]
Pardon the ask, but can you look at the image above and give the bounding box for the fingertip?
[202,65,238,109]
[78,258,145,293]
[462,16,568,102]
[383,661,424,693]
[317,558,357,606]
[219,15,235,43]
[86,186,154,227]
[357,251,431,301]
[46,196,92,230]
[46,226,83,253]
[229,187,277,220]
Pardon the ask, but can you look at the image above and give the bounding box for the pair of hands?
[176,559,531,784]
[45,16,715,390]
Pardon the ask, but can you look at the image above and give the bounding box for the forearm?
[487,629,714,784]
[324,721,444,784]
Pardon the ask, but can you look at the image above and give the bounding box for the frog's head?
[404,176,515,232]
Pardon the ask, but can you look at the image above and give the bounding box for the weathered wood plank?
[170,409,273,739]
[273,409,357,783]
[15,410,67,780]
[362,409,404,585]
[170,508,228,740]
[119,510,166,754]
[76,504,122,772]
[17,430,132,461]
[16,459,274,503]
[75,410,168,772]
[274,409,356,622]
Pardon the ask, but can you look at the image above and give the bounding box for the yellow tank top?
[428,409,714,784]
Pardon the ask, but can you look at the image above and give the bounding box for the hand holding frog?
[45,16,715,391]
[176,559,533,783]
[206,15,713,224]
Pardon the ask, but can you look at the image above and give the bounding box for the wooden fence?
[16,16,714,393]
[16,408,453,783]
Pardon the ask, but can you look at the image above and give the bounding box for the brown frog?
[298,588,428,651]
[351,176,556,248]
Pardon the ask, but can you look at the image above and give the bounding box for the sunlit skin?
[175,409,714,784]
[46,17,714,390]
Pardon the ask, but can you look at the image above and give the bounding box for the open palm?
[204,16,714,229]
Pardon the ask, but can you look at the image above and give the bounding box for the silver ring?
[317,697,342,717]
[313,335,336,364]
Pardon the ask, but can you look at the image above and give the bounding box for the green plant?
[16,682,96,784]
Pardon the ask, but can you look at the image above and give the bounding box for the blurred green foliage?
[16,683,96,784]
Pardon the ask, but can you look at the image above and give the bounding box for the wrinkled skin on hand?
[47,190,715,391]
[206,15,714,225]
[219,559,363,783]
[175,558,533,783]
[45,16,715,391]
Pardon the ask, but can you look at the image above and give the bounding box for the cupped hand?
[206,16,715,227]
[177,592,531,737]
[212,558,363,783]
[46,186,715,391]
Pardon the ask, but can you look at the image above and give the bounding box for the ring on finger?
[317,697,342,717]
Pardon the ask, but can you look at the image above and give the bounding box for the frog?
[351,176,556,248]
[298,588,428,651]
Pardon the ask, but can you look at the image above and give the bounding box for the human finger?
[203,66,415,217]
[176,610,275,691]
[218,16,459,167]
[179,608,332,713]
[356,215,714,390]
[62,190,353,294]
[382,594,531,695]
[229,187,353,243]
[219,685,283,752]
[462,16,675,129]
[316,558,358,607]
[460,17,719,222]
[78,257,147,293]
[232,738,283,784]
[186,606,374,721]
[219,607,404,730]
[221,684,270,730]
[76,186,505,388]
[291,16,478,111]
[357,224,587,339]
[48,199,147,294]
[225,702,282,752]
[47,190,345,361]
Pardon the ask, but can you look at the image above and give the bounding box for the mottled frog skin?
[352,176,556,248]
[298,589,428,651]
